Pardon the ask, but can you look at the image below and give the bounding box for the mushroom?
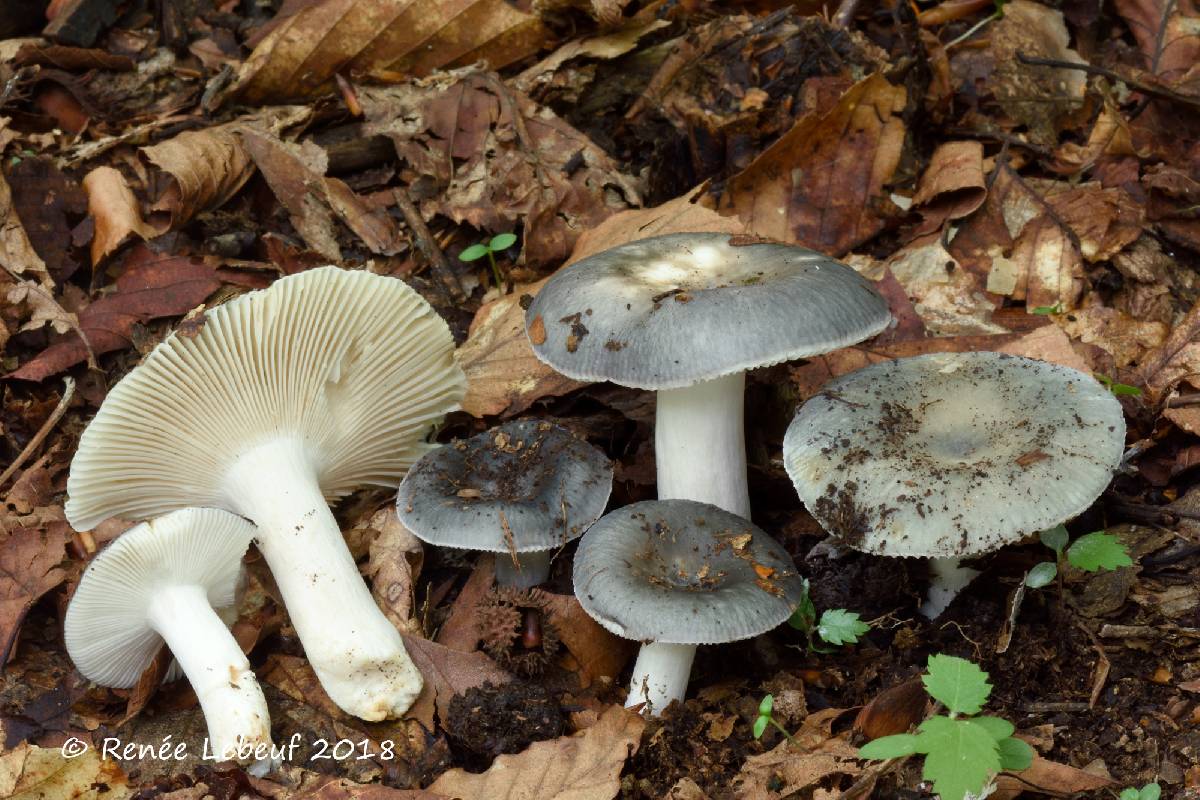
[573,499,804,714]
[64,508,273,768]
[65,267,465,720]
[783,351,1125,618]
[396,420,612,588]
[525,232,890,517]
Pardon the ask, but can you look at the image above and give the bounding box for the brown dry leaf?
[0,170,53,288]
[322,177,403,256]
[81,166,156,266]
[0,743,130,800]
[512,20,670,95]
[716,73,907,256]
[361,70,641,268]
[229,0,553,105]
[911,140,987,235]
[0,524,69,668]
[1139,298,1200,401]
[1005,215,1085,312]
[882,235,1004,336]
[733,709,862,799]
[6,280,80,336]
[428,704,643,799]
[543,590,636,688]
[1057,305,1168,368]
[9,247,221,382]
[457,190,742,417]
[1048,184,1144,263]
[988,0,1087,146]
[1114,0,1200,84]
[363,507,424,634]
[992,754,1116,800]
[436,556,495,651]
[1144,164,1200,252]
[252,770,447,800]
[239,130,341,260]
[1052,100,1141,173]
[401,633,510,729]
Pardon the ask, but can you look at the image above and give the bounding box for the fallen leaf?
[1006,214,1086,312]
[228,0,554,105]
[4,158,88,284]
[911,140,987,235]
[363,508,424,634]
[0,170,54,287]
[1057,305,1168,368]
[436,556,495,651]
[0,743,130,800]
[239,130,341,260]
[716,72,907,256]
[542,591,636,688]
[992,754,1116,800]
[81,166,156,266]
[0,525,69,667]
[733,710,862,799]
[401,633,510,729]
[884,235,1004,335]
[1113,0,1200,84]
[428,704,643,799]
[8,246,221,382]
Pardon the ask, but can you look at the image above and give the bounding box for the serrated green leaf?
[1024,561,1057,589]
[923,654,992,715]
[1039,525,1068,555]
[817,609,870,645]
[758,694,774,716]
[489,232,517,251]
[859,733,919,759]
[915,717,1002,800]
[1067,531,1133,572]
[459,243,490,261]
[997,736,1034,771]
[787,580,816,633]
[971,716,1014,740]
[1141,783,1162,800]
[752,714,768,739]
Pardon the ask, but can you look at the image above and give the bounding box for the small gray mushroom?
[573,499,804,714]
[396,420,613,587]
[526,232,890,517]
[783,351,1126,618]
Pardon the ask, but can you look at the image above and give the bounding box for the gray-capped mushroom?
[573,499,805,714]
[64,508,273,768]
[526,233,890,517]
[783,351,1126,618]
[65,266,465,721]
[396,420,612,588]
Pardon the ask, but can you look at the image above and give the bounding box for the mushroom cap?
[64,508,253,688]
[572,500,804,644]
[525,232,890,390]
[65,267,465,530]
[396,420,612,553]
[783,351,1126,558]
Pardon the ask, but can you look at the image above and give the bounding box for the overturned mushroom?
[783,351,1125,618]
[573,499,804,714]
[65,267,465,720]
[525,233,890,517]
[396,420,612,588]
[65,508,273,768]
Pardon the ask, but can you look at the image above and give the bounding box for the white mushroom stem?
[919,557,981,619]
[223,437,421,721]
[493,550,552,589]
[655,372,750,518]
[146,584,271,763]
[625,642,697,715]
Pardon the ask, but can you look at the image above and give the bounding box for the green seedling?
[1029,302,1063,315]
[787,578,870,653]
[860,654,1034,800]
[459,232,518,291]
[751,694,796,744]
[1024,525,1133,590]
[1094,372,1142,397]
[1119,783,1162,800]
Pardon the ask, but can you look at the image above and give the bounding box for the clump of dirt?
[443,682,566,770]
[623,700,757,797]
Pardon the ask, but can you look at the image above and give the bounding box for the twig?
[0,376,76,490]
[1016,52,1200,111]
[833,0,861,28]
[391,187,465,305]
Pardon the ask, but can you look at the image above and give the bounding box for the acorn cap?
[783,351,1126,558]
[64,508,253,688]
[572,500,805,644]
[396,420,612,553]
[525,232,890,390]
[65,267,465,529]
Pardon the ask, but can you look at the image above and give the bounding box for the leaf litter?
[2,0,1200,798]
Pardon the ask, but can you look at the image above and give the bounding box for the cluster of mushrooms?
[62,233,1126,767]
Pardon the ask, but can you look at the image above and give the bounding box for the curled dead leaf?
[81,166,156,266]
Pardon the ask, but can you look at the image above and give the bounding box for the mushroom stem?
[223,437,421,720]
[625,642,697,715]
[493,550,552,589]
[920,557,981,619]
[655,372,749,518]
[146,584,272,764]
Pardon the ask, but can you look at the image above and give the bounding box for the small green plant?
[1119,783,1162,800]
[787,578,870,653]
[860,654,1033,800]
[1029,302,1063,315]
[1024,525,1133,590]
[1094,372,1142,397]
[751,694,796,743]
[459,232,518,291]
